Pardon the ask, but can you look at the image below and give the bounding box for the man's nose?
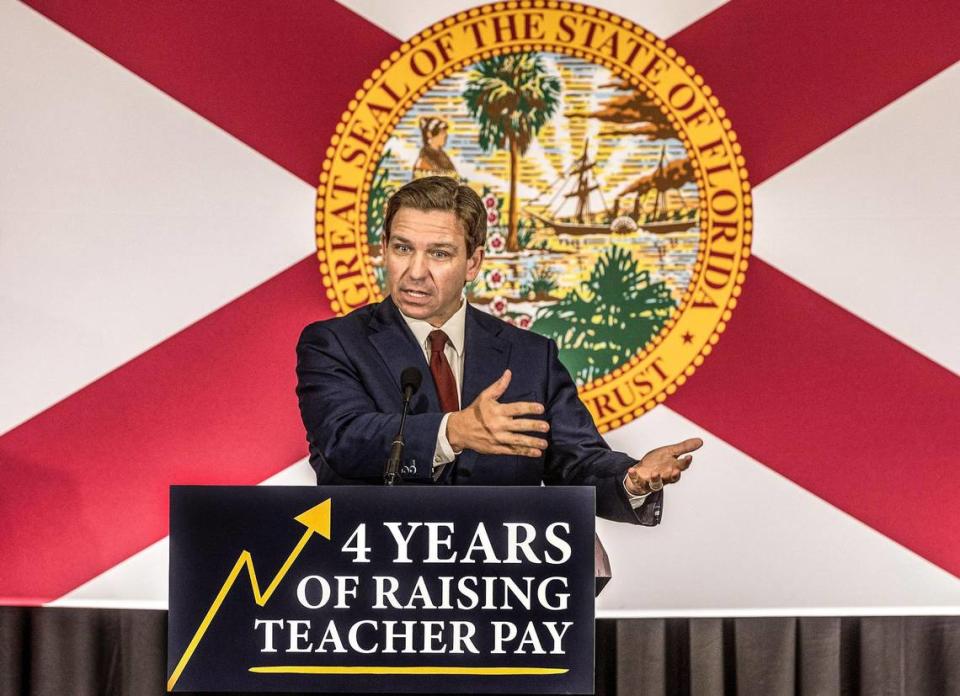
[408,251,428,279]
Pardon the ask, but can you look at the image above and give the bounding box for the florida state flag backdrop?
[1,0,959,619]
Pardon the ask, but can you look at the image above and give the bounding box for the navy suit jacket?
[295,298,662,525]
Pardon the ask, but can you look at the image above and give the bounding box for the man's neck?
[393,297,468,355]
[392,297,465,329]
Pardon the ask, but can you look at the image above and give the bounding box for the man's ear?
[381,235,388,258]
[465,247,484,282]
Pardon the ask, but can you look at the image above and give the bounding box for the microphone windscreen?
[400,366,422,394]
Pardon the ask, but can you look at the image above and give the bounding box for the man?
[297,176,701,525]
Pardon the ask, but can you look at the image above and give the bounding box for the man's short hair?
[383,176,487,256]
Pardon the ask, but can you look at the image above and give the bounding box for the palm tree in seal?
[463,53,561,252]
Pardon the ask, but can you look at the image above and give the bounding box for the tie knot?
[428,330,449,353]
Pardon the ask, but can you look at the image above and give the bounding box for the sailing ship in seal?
[526,141,698,238]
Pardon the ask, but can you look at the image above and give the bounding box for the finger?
[676,454,693,470]
[503,418,550,434]
[624,471,645,496]
[503,434,549,450]
[665,471,681,484]
[492,445,542,458]
[648,473,664,492]
[501,401,545,416]
[483,369,512,400]
[661,437,703,457]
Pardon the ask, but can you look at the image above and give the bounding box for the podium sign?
[168,486,596,693]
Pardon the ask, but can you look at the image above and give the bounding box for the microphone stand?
[384,367,421,486]
[383,398,411,486]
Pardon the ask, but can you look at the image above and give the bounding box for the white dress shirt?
[397,300,649,508]
[398,299,466,467]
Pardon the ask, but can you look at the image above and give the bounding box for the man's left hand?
[625,438,703,495]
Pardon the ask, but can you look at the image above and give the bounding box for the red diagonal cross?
[3,0,959,601]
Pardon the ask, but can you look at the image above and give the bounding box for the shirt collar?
[397,298,467,357]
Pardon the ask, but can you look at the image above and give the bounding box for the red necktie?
[428,330,459,413]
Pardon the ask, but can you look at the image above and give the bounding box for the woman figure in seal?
[412,117,458,179]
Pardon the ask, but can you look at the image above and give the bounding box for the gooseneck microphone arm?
[384,367,422,486]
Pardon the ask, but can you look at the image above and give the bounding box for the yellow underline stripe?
[249,666,568,676]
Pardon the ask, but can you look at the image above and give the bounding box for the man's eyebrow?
[389,235,458,251]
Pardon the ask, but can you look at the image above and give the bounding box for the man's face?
[383,207,483,327]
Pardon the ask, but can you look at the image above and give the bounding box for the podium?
[167,485,601,694]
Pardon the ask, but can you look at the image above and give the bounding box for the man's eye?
[393,244,410,253]
[432,250,450,259]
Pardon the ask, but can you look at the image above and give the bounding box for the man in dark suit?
[297,176,701,526]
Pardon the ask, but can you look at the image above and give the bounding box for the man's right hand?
[446,369,549,457]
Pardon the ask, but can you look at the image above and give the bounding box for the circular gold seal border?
[315,0,752,433]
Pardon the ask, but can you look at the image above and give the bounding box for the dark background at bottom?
[1,607,959,695]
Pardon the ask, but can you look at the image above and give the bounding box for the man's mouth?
[400,288,431,300]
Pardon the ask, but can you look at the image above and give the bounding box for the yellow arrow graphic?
[167,498,332,692]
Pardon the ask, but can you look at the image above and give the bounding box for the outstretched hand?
[625,438,703,495]
[446,369,549,457]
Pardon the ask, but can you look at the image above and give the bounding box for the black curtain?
[1,607,959,695]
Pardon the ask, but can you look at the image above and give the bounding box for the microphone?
[400,366,422,401]
[384,367,422,486]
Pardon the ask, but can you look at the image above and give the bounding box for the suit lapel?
[367,298,442,413]
[461,305,511,407]
[452,306,511,477]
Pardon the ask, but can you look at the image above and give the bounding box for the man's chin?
[394,295,435,319]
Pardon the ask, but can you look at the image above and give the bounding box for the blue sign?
[168,486,595,693]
